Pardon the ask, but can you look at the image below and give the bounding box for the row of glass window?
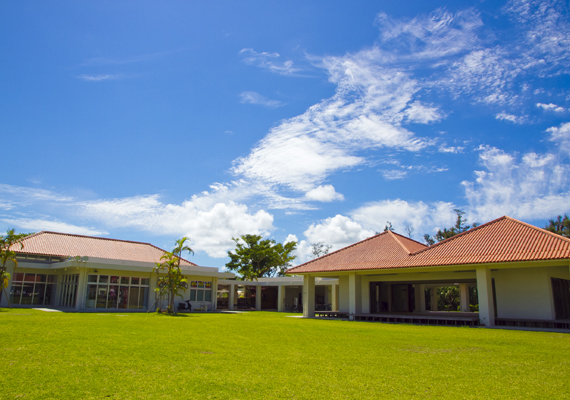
[85,275,149,309]
[190,289,212,302]
[9,273,58,306]
[88,275,149,286]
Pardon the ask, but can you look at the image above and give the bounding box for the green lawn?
[1,309,569,399]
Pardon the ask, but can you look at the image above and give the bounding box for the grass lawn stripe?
[1,309,569,399]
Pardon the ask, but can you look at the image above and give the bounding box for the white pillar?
[414,284,422,313]
[303,275,315,318]
[476,267,495,327]
[430,287,438,311]
[150,271,159,311]
[228,283,235,311]
[75,267,87,310]
[212,277,218,311]
[418,284,426,313]
[338,276,349,312]
[255,285,262,311]
[348,273,362,315]
[277,285,284,312]
[331,284,338,311]
[459,283,470,312]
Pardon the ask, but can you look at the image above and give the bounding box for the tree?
[383,221,394,232]
[0,229,31,308]
[545,214,570,238]
[153,237,193,314]
[424,209,479,245]
[405,224,414,238]
[311,242,332,259]
[226,234,297,280]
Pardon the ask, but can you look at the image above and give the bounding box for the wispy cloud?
[463,145,570,222]
[537,103,566,112]
[0,184,73,202]
[239,91,285,108]
[495,112,528,124]
[438,144,465,153]
[2,218,107,236]
[239,48,301,76]
[77,74,121,82]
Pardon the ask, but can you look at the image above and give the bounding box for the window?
[85,274,150,310]
[189,281,212,303]
[9,273,58,306]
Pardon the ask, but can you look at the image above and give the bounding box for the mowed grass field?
[1,309,569,399]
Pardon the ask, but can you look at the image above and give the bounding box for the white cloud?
[381,170,408,180]
[2,218,107,236]
[463,145,570,222]
[303,214,375,252]
[537,103,566,112]
[546,122,570,153]
[0,184,73,202]
[495,112,527,124]
[438,144,464,153]
[239,91,285,108]
[375,9,483,62]
[239,48,301,76]
[77,74,120,82]
[404,101,444,124]
[351,199,457,237]
[232,54,430,192]
[304,185,344,202]
[78,191,275,258]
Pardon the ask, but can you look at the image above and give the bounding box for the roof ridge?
[503,216,570,243]
[16,231,197,266]
[287,231,390,273]
[26,231,157,247]
[389,230,427,251]
[387,230,412,255]
[410,215,509,256]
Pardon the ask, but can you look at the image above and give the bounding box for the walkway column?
[212,277,218,311]
[75,267,87,310]
[459,283,470,312]
[476,267,495,327]
[255,285,262,311]
[277,285,284,312]
[331,284,338,311]
[430,287,438,311]
[228,283,235,311]
[348,273,361,315]
[414,284,422,313]
[418,284,426,313]
[303,275,315,318]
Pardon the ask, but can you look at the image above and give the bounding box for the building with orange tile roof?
[287,216,570,329]
[1,231,234,312]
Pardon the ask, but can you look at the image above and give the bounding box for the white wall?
[494,266,569,320]
[338,275,349,312]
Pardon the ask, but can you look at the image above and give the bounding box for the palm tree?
[0,229,25,309]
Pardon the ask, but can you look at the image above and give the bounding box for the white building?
[287,216,570,329]
[1,231,337,312]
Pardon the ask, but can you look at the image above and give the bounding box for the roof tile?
[10,231,197,266]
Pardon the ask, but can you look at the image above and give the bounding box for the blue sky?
[2,0,570,268]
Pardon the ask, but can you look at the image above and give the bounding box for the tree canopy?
[226,234,297,280]
[311,242,332,259]
[424,209,479,245]
[545,214,570,238]
[0,229,33,308]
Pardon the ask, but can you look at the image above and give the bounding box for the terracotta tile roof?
[287,216,570,274]
[10,231,197,266]
[287,230,427,274]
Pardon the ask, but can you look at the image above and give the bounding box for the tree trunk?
[3,287,12,309]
